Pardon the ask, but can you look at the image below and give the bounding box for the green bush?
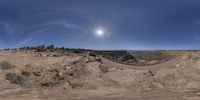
[89,52,96,57]
[73,49,82,53]
[46,45,55,52]
[35,45,46,52]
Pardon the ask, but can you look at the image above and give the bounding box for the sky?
[0,0,200,50]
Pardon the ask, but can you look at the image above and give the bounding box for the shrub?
[89,52,96,57]
[5,73,26,85]
[21,71,31,77]
[46,44,55,52]
[35,45,46,52]
[41,80,56,88]
[4,48,10,51]
[0,61,15,70]
[73,49,82,53]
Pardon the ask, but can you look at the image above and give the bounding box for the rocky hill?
[0,49,199,100]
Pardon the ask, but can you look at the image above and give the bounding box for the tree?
[36,45,46,52]
[46,44,55,52]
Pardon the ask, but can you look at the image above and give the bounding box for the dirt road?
[102,57,180,72]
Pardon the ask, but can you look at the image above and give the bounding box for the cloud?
[194,34,200,42]
[29,28,48,34]
[61,21,79,29]
[21,20,81,36]
[17,37,34,47]
[0,20,15,35]
[40,20,81,30]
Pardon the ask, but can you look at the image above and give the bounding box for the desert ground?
[0,48,200,100]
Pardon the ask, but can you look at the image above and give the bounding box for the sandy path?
[102,57,180,72]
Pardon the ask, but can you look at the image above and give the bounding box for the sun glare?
[95,29,104,36]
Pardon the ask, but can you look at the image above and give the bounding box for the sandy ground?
[0,50,199,100]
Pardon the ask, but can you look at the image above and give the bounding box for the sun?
[95,29,104,36]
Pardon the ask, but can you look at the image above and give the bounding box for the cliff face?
[96,50,137,62]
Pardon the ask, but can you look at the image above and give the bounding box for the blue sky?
[0,0,200,50]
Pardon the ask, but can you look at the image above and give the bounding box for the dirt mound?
[5,64,63,88]
[155,53,200,92]
[4,55,108,89]
[103,69,157,92]
[3,50,200,100]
